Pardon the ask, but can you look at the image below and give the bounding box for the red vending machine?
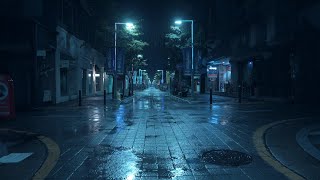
[0,74,15,120]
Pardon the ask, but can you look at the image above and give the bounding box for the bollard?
[210,88,213,105]
[78,90,82,106]
[238,85,242,103]
[104,89,106,105]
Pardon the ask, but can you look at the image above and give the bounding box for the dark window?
[60,68,68,96]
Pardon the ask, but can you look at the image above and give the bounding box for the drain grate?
[202,149,252,166]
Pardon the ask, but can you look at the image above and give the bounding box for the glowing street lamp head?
[125,23,135,31]
[175,20,182,25]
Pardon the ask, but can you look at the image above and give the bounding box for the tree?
[104,22,149,71]
[153,71,162,84]
[165,25,206,71]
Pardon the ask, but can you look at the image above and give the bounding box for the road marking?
[253,118,306,180]
[0,153,33,163]
[0,128,60,179]
[33,136,60,179]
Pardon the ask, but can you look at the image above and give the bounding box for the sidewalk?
[30,93,135,111]
[0,93,135,179]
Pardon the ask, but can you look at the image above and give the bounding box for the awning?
[207,57,231,66]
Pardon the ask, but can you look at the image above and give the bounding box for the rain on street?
[2,87,319,179]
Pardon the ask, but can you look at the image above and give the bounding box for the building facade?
[205,0,320,103]
[0,0,107,109]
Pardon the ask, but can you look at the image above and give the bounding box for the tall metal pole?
[191,20,194,97]
[131,63,134,95]
[161,70,164,84]
[113,23,117,99]
[139,69,141,84]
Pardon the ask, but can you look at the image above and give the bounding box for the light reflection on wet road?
[2,87,316,179]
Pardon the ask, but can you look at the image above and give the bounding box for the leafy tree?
[153,71,162,83]
[165,24,208,71]
[104,22,149,71]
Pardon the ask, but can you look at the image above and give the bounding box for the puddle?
[202,149,253,166]
[107,127,118,134]
[86,145,141,179]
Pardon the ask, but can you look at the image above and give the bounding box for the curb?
[168,94,191,104]
[253,118,306,180]
[120,95,135,104]
[296,126,320,161]
[33,136,60,179]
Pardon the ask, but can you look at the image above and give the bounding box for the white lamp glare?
[126,23,135,30]
[175,20,182,25]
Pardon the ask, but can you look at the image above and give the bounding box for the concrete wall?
[55,26,106,103]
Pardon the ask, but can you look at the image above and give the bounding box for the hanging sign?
[182,48,191,76]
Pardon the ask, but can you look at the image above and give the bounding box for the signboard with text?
[182,48,191,75]
[106,48,115,75]
[105,48,125,75]
[116,48,125,75]
[207,65,218,78]
[182,48,202,76]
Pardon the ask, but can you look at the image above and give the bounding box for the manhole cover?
[202,149,252,166]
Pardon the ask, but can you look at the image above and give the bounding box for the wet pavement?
[0,87,320,179]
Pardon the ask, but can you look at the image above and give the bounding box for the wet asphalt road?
[1,87,320,179]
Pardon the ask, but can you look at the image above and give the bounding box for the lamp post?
[175,19,194,97]
[157,70,164,84]
[113,22,135,99]
[138,69,141,84]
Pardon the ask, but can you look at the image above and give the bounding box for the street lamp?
[174,19,194,97]
[157,70,164,84]
[114,22,135,99]
[137,54,143,59]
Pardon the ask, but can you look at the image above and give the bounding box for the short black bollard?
[238,85,242,103]
[210,88,213,105]
[78,90,82,106]
[104,89,106,105]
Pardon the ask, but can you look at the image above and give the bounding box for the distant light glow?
[95,74,100,77]
[126,174,135,180]
[175,20,182,25]
[88,74,92,77]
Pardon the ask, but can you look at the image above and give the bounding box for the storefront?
[207,57,232,93]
